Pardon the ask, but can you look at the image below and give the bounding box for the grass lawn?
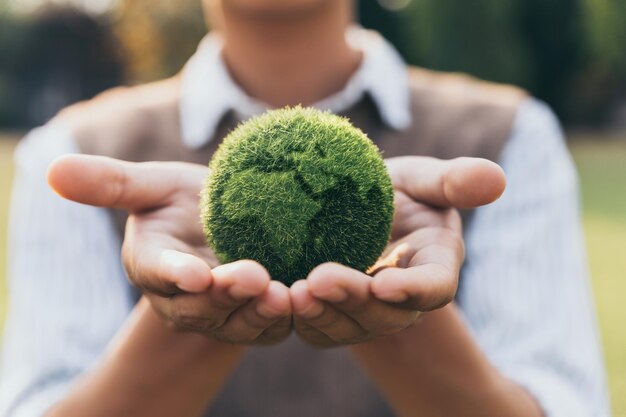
[570,137,626,416]
[0,137,16,331]
[0,134,624,415]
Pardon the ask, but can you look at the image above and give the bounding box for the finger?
[122,214,212,294]
[123,233,212,295]
[372,263,458,311]
[385,156,506,209]
[148,261,271,333]
[290,280,325,318]
[210,260,271,302]
[255,317,293,345]
[149,293,220,332]
[390,194,462,241]
[217,281,292,344]
[47,154,206,212]
[292,316,337,348]
[291,280,367,344]
[372,227,464,311]
[306,263,418,334]
[306,263,371,305]
[382,223,464,269]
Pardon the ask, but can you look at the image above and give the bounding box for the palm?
[128,193,220,268]
[289,156,506,348]
[371,190,461,274]
[49,156,293,346]
[290,188,463,347]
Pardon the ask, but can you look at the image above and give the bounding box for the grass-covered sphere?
[201,107,394,286]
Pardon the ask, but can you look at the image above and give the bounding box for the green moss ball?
[201,107,394,286]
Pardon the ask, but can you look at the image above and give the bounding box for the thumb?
[386,156,506,209]
[48,154,206,212]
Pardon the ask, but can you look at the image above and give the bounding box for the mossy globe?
[201,107,394,286]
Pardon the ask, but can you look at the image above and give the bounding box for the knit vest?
[62,66,525,417]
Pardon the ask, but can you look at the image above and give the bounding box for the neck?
[214,1,361,108]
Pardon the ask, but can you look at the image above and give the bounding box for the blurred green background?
[0,0,625,129]
[0,0,625,415]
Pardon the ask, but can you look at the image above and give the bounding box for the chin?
[222,0,333,18]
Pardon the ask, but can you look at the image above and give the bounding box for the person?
[0,1,609,416]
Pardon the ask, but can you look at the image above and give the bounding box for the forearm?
[350,304,543,417]
[46,298,246,417]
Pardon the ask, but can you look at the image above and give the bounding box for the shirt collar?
[180,27,411,150]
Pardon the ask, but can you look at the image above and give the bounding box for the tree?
[0,5,124,127]
[113,0,206,82]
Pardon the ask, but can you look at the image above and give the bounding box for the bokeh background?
[0,0,624,414]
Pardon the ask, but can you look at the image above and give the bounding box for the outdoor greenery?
[569,138,626,417]
[1,135,625,415]
[360,0,626,125]
[0,7,125,127]
[113,0,206,82]
[0,137,16,331]
[0,0,625,128]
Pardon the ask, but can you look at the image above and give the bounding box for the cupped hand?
[291,157,506,347]
[48,155,292,345]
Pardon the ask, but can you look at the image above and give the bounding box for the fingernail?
[160,250,207,292]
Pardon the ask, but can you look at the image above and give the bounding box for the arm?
[41,153,293,416]
[46,298,244,417]
[0,123,271,417]
[40,149,516,416]
[0,123,134,416]
[351,100,609,416]
[47,155,292,346]
[287,154,542,415]
[289,156,507,346]
[351,305,542,417]
[458,100,609,415]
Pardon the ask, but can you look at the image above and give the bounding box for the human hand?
[48,155,292,345]
[290,157,506,347]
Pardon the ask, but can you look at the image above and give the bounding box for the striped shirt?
[0,28,611,417]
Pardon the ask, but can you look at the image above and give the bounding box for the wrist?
[349,305,499,391]
[349,309,434,354]
[348,305,542,417]
[110,297,247,358]
[48,299,246,417]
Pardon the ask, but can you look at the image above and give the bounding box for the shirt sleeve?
[457,99,611,417]
[0,121,134,417]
